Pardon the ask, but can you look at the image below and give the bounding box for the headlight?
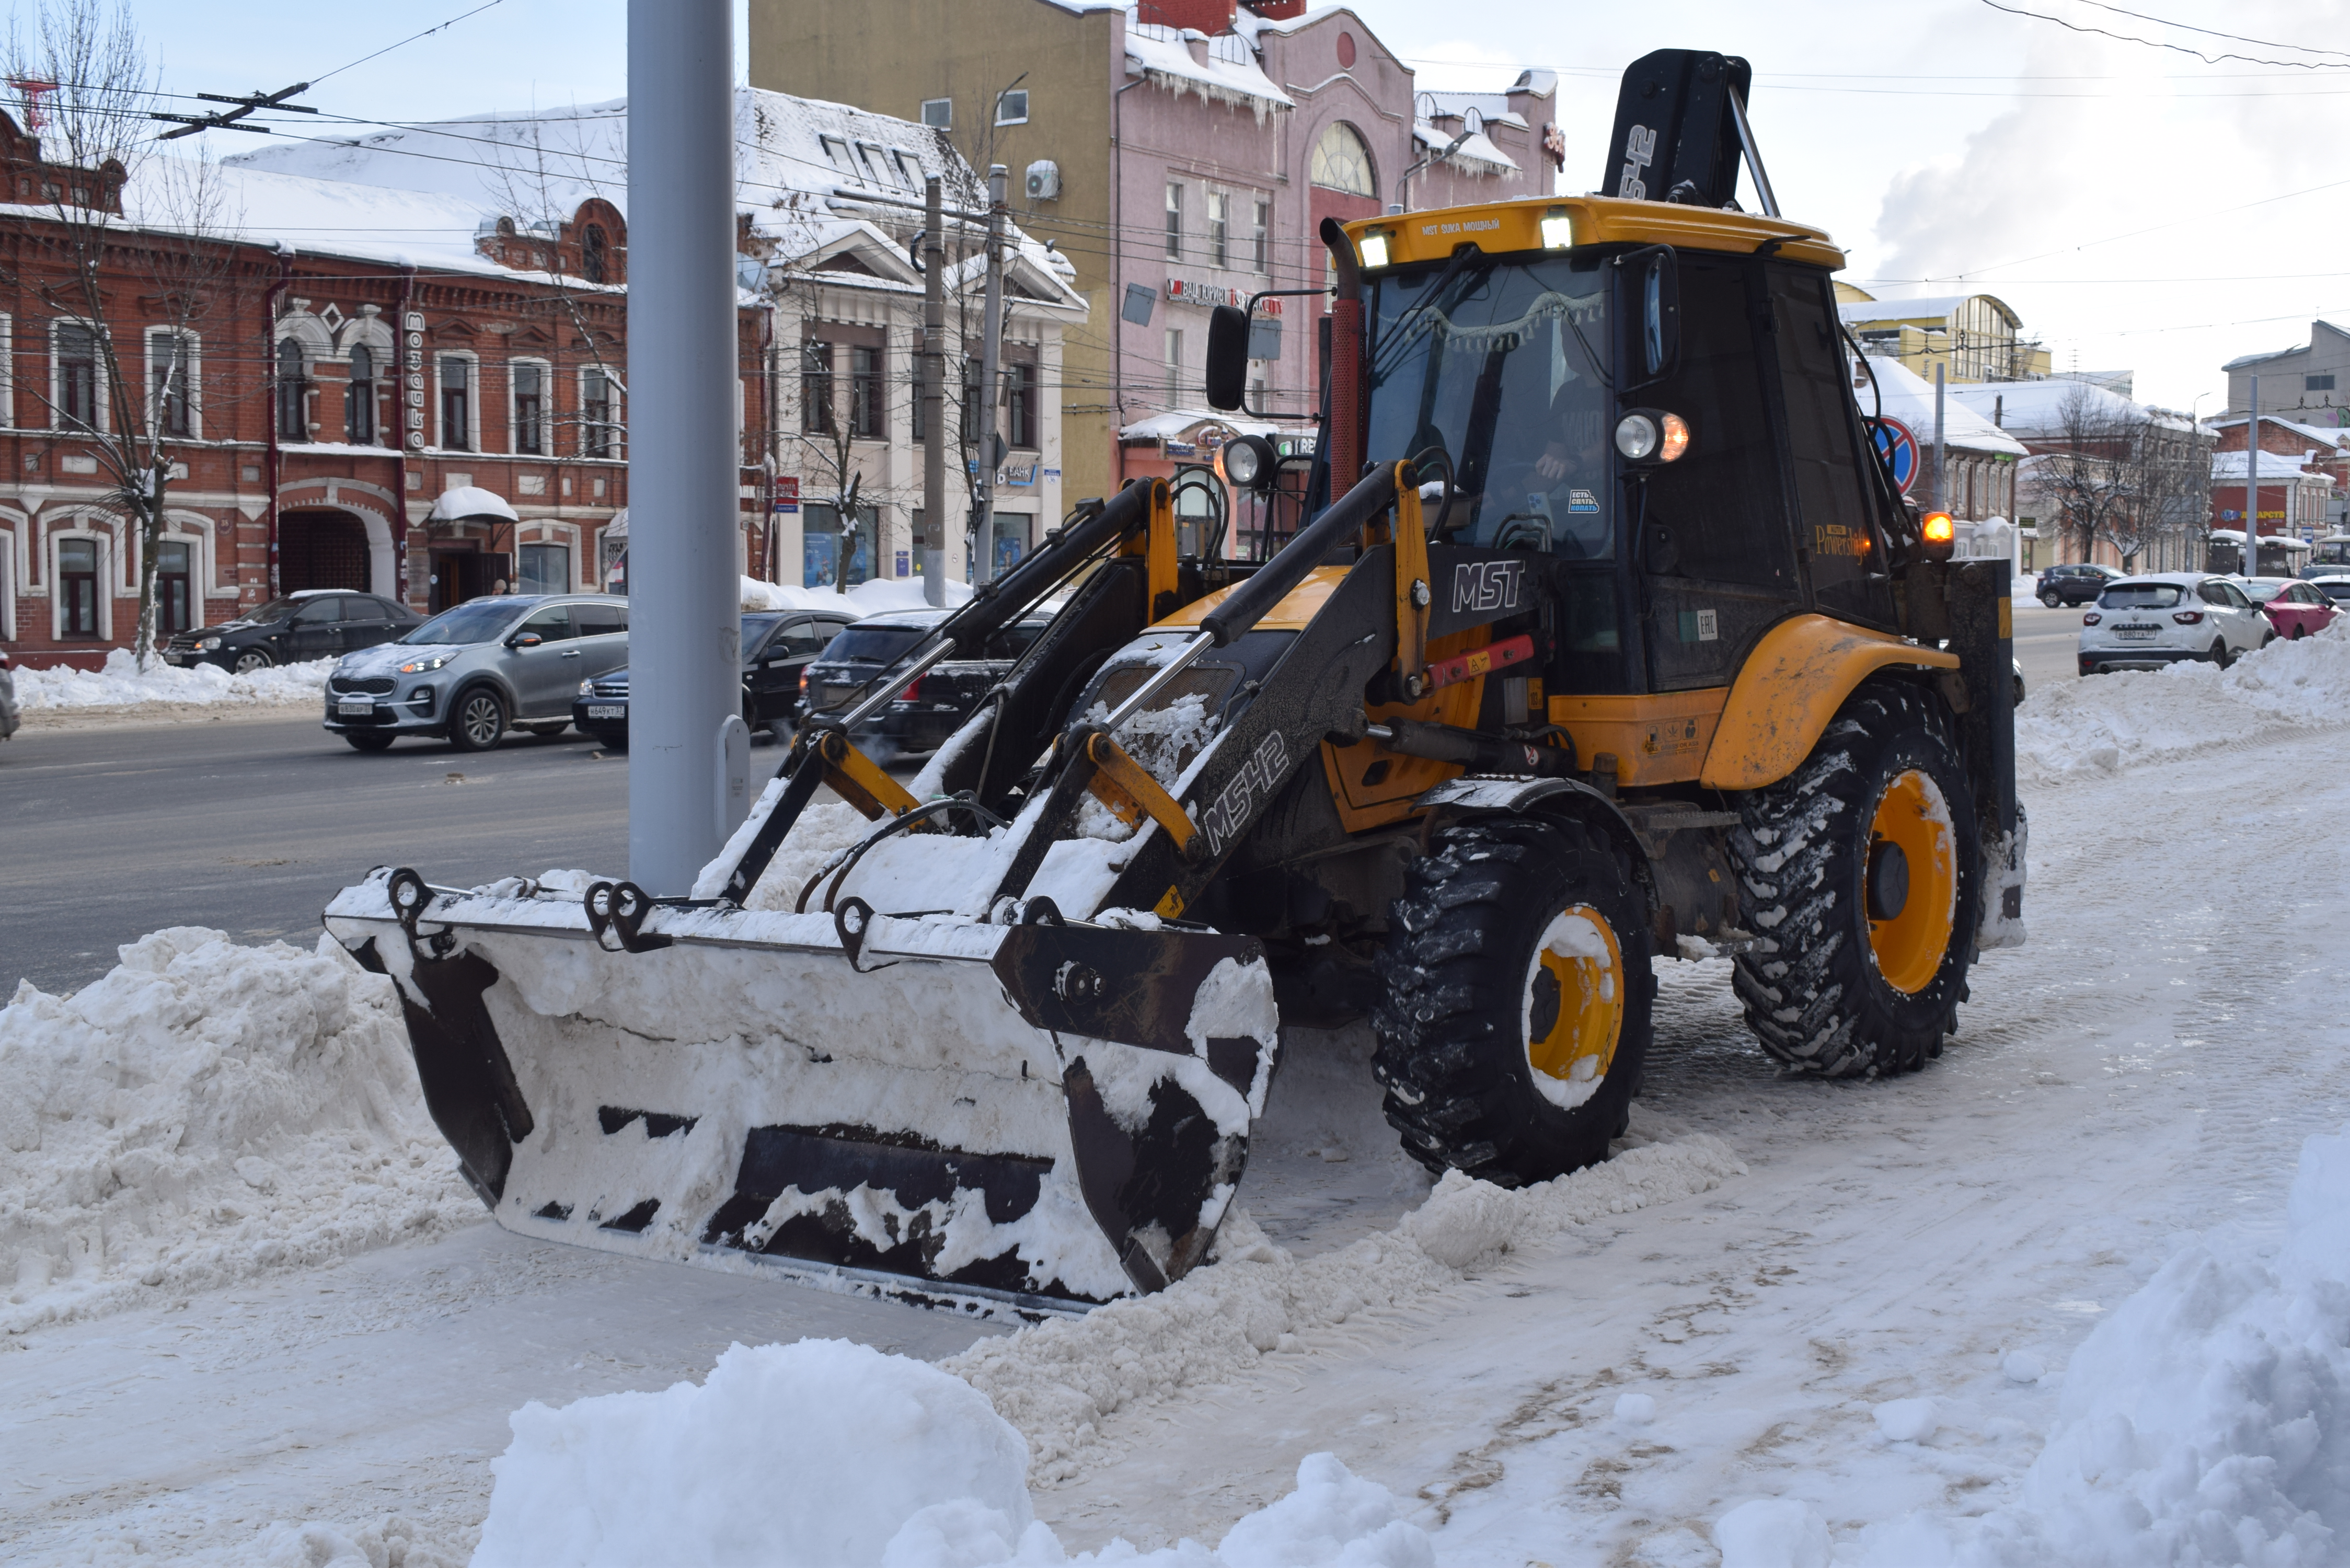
[199,636,222,651]
[398,654,451,674]
[1357,231,1389,269]
[1615,410,1691,465]
[578,678,596,698]
[1615,413,1659,460]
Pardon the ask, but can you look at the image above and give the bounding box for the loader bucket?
[326,869,1280,1313]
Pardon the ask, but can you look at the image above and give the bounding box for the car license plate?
[337,699,375,716]
[587,704,625,719]
[2115,626,2156,640]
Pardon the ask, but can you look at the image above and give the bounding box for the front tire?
[232,649,272,674]
[447,686,506,752]
[2038,591,2059,608]
[1373,814,1653,1186]
[343,731,395,752]
[1726,679,1979,1078]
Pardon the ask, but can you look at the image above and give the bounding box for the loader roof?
[1344,194,1843,274]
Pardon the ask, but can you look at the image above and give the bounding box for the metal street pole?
[626,0,742,893]
[2245,375,2260,578]
[922,177,947,605]
[971,164,1008,585]
[1933,362,1948,515]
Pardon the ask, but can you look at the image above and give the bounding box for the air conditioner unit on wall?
[1026,160,1061,201]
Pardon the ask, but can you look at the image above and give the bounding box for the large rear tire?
[1372,814,1653,1187]
[1726,679,1978,1078]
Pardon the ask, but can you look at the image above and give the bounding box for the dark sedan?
[573,608,857,749]
[2036,563,2124,607]
[798,606,1052,757]
[165,591,421,673]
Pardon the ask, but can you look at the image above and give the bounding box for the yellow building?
[1837,286,2050,385]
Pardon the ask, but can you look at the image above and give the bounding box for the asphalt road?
[0,714,793,997]
[2011,600,2086,700]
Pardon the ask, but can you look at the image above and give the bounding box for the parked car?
[2308,574,2350,606]
[573,608,857,750]
[166,590,422,673]
[2037,562,2124,607]
[2240,577,2341,639]
[323,594,629,752]
[798,606,1053,756]
[0,648,17,742]
[2078,573,2271,674]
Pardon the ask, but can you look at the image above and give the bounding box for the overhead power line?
[151,83,317,140]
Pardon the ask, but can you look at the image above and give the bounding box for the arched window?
[275,339,307,441]
[347,344,375,444]
[582,224,608,284]
[1310,122,1374,197]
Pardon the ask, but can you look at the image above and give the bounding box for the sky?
[118,0,2350,417]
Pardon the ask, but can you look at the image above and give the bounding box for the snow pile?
[0,928,475,1334]
[948,1136,1746,1478]
[471,1337,1430,1567]
[731,797,878,910]
[741,575,974,615]
[2016,620,2350,782]
[11,647,335,710]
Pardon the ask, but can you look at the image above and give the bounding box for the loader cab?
[1346,200,1901,699]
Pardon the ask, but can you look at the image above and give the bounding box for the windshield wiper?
[1370,249,1485,382]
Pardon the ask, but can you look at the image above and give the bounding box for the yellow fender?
[1698,614,1960,792]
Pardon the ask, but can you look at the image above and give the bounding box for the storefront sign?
[773,475,799,514]
[1164,280,1283,314]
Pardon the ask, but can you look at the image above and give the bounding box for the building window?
[1252,199,1270,271]
[819,135,855,176]
[801,341,835,434]
[1165,328,1184,406]
[583,368,615,457]
[518,541,570,595]
[1310,122,1375,197]
[347,344,376,444]
[1208,191,1228,268]
[152,331,194,439]
[849,344,880,438]
[893,150,925,188]
[2309,373,2336,393]
[1006,361,1036,449]
[995,88,1028,126]
[582,224,609,284]
[57,322,97,430]
[438,355,471,450]
[277,339,308,441]
[1165,181,1183,261]
[58,537,98,636]
[514,362,544,454]
[155,538,192,636]
[920,98,951,130]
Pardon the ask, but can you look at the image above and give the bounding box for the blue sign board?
[1869,417,1920,496]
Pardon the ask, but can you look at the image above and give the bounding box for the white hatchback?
[2077,572,2272,675]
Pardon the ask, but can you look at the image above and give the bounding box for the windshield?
[2313,540,2350,566]
[1366,251,1612,557]
[820,626,930,665]
[401,600,525,646]
[2241,581,2286,603]
[2100,584,2186,609]
[2319,581,2350,601]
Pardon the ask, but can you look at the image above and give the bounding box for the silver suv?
[322,594,628,753]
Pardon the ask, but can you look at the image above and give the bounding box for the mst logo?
[1199,731,1290,856]
[1451,559,1525,615]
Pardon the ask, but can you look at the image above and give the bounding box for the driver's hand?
[1534,446,1567,482]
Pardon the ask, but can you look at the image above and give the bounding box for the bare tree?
[3,0,241,667]
[2032,384,2158,570]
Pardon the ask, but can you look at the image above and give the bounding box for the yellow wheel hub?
[1865,768,1957,995]
[1523,905,1625,1104]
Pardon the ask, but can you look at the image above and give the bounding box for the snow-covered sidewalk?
[8,634,2350,1564]
[10,648,335,712]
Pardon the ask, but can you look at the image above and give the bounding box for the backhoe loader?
[326,49,2025,1315]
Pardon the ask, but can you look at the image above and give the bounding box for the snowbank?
[947,1136,1747,1479]
[471,1337,1430,1567]
[0,928,475,1334]
[10,647,335,710]
[2017,620,2350,783]
[742,575,973,615]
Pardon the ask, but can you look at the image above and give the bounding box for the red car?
[2242,577,2340,639]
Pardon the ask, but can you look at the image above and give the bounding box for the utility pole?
[1932,362,1947,515]
[971,163,1008,585]
[2245,375,2261,578]
[626,0,743,892]
[922,176,947,605]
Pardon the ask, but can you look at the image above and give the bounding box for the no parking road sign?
[1869,417,1920,496]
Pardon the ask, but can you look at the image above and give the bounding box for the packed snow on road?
[6,632,2350,1566]
[9,648,338,711]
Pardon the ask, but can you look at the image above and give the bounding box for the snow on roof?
[2206,412,2350,449]
[1125,27,1294,117]
[116,158,510,276]
[1840,294,2017,329]
[1859,358,2029,457]
[2211,449,2338,484]
[2218,323,2350,370]
[1119,408,1282,441]
[1411,120,1516,175]
[1944,377,2162,438]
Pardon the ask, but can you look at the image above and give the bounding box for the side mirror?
[1205,304,1249,411]
[1616,245,1680,389]
[509,631,544,649]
